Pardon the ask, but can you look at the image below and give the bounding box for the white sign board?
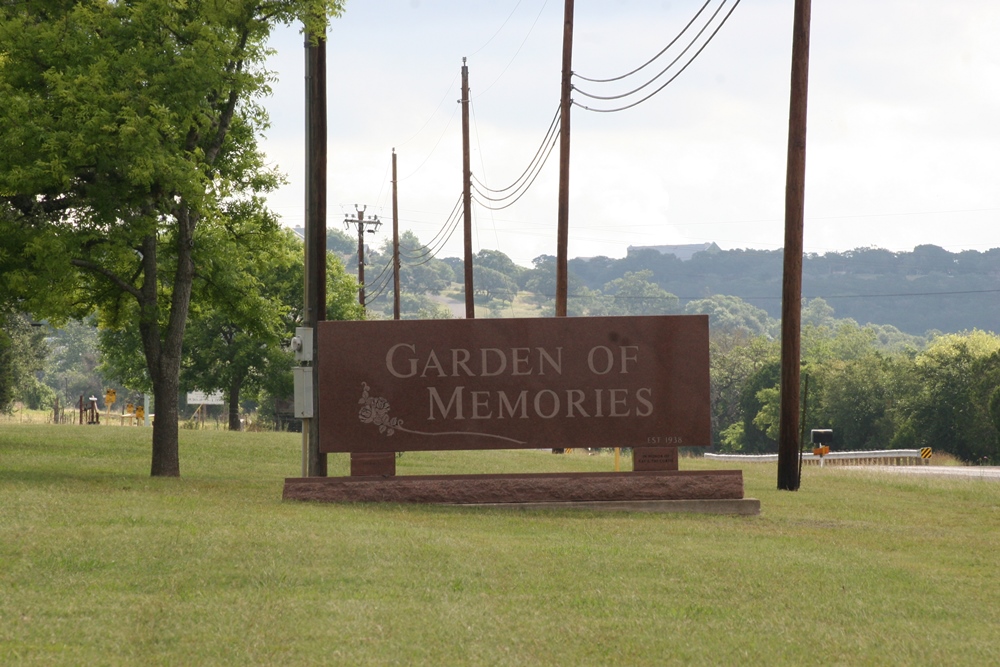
[186,391,225,405]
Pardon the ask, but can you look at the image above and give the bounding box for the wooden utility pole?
[344,205,381,308]
[778,0,812,491]
[392,149,401,320]
[461,57,475,318]
[304,30,327,477]
[355,206,366,307]
[555,0,575,317]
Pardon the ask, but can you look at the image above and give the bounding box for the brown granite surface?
[283,470,744,504]
[318,316,711,453]
[350,452,396,477]
[459,499,761,515]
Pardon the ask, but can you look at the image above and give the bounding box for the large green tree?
[42,317,109,407]
[0,312,49,412]
[892,332,1000,462]
[685,294,776,337]
[99,227,363,430]
[709,331,779,450]
[183,227,363,430]
[597,270,679,316]
[811,353,902,450]
[0,0,342,475]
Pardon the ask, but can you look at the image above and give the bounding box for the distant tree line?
[566,244,1000,335]
[338,238,1000,336]
[709,301,1000,463]
[6,226,1000,463]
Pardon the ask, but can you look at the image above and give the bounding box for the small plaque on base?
[632,447,679,471]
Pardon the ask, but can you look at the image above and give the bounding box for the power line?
[573,0,743,114]
[468,0,528,58]
[395,72,460,152]
[470,99,503,251]
[472,0,551,101]
[398,195,464,263]
[573,0,729,102]
[573,0,714,84]
[399,102,460,181]
[540,288,1000,301]
[471,112,560,210]
[471,105,560,195]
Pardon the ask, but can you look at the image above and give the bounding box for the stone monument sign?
[318,315,710,454]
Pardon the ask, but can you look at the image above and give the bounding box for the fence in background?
[705,449,930,467]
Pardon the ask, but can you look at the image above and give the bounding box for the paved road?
[427,294,466,318]
[845,466,1000,481]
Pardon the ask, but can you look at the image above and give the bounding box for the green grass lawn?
[1,424,998,666]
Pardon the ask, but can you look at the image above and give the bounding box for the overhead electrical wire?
[400,194,462,257]
[357,196,464,306]
[395,71,460,152]
[361,256,396,304]
[573,0,714,84]
[472,105,560,195]
[394,0,543,180]
[468,0,527,58]
[470,106,561,211]
[403,212,464,266]
[364,198,466,302]
[539,288,1000,303]
[470,99,503,251]
[472,0,551,101]
[471,131,558,210]
[572,0,743,114]
[400,102,460,181]
[397,194,464,264]
[574,0,729,102]
[365,277,393,305]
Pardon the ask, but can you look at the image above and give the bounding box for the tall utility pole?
[304,29,327,477]
[344,205,381,308]
[555,0,575,317]
[778,0,812,491]
[461,57,475,319]
[392,149,401,320]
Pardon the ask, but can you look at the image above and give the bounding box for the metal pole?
[461,58,475,319]
[304,28,327,477]
[778,0,812,491]
[555,0,575,317]
[392,149,401,320]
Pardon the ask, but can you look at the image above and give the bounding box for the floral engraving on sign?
[357,382,526,445]
[358,382,403,435]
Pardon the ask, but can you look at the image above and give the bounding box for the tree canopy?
[0,0,344,475]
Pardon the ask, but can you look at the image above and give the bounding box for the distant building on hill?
[627,242,721,261]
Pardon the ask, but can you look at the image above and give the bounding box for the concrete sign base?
[459,498,761,515]
[283,469,746,505]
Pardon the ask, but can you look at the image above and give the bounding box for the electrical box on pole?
[293,366,314,418]
[291,326,313,362]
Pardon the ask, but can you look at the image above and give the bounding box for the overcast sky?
[259,0,1000,268]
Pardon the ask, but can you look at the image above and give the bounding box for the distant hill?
[568,245,1000,335]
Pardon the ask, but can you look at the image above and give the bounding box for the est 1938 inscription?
[646,436,685,445]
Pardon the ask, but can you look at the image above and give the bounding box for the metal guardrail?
[705,449,929,467]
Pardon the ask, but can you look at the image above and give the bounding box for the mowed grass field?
[1,424,998,666]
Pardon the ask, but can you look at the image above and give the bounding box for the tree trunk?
[228,374,242,431]
[150,371,181,476]
[145,206,198,477]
